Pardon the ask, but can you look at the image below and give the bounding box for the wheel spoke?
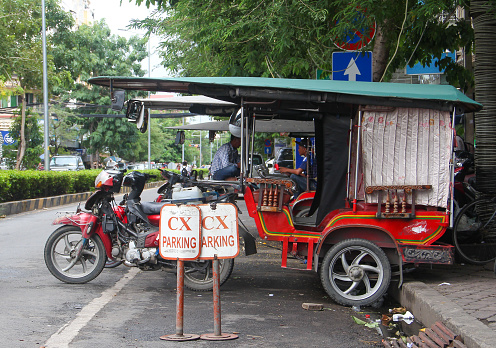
[340,253,350,272]
[332,272,352,282]
[63,235,74,252]
[361,274,371,292]
[343,280,360,295]
[202,263,211,280]
[62,258,78,272]
[80,257,88,272]
[351,250,367,266]
[54,250,71,260]
[82,249,97,259]
[360,264,381,274]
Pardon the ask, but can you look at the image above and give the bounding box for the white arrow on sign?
[344,58,361,81]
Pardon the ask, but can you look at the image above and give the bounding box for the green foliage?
[49,104,80,155]
[131,0,337,79]
[4,109,43,169]
[130,0,474,88]
[0,171,12,202]
[84,117,141,158]
[52,19,148,159]
[0,168,164,203]
[0,0,74,92]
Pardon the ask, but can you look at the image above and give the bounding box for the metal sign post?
[199,204,239,340]
[200,255,238,340]
[160,259,200,341]
[159,205,201,341]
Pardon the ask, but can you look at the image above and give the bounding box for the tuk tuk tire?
[183,258,235,291]
[319,238,391,307]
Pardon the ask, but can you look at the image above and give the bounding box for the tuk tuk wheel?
[319,239,391,307]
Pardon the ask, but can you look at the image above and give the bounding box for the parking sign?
[159,205,202,260]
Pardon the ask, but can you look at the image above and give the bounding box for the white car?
[0,158,9,170]
[49,156,85,171]
[265,158,275,174]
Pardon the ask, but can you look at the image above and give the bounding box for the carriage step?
[281,237,314,271]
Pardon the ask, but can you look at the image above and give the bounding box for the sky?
[90,0,170,78]
[90,0,209,124]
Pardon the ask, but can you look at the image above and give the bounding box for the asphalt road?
[0,188,383,348]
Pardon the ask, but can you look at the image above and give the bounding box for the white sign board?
[198,204,239,260]
[159,204,201,260]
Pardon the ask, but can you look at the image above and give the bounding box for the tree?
[49,105,80,155]
[52,20,148,163]
[3,109,43,169]
[0,0,74,169]
[131,0,473,88]
[471,1,496,193]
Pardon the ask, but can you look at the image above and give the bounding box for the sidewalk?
[391,262,496,348]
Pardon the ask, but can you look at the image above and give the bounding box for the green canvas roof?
[88,76,482,112]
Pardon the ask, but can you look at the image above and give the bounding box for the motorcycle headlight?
[95,170,114,189]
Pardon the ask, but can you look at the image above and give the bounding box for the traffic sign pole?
[200,255,238,341]
[160,259,200,341]
[159,203,239,341]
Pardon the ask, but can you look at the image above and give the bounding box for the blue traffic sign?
[1,131,15,146]
[332,51,373,82]
[406,51,456,75]
[264,147,272,155]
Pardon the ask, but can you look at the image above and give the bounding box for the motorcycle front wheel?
[44,225,106,284]
[183,259,234,291]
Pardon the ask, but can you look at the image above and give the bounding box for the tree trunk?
[15,94,26,170]
[372,25,390,82]
[472,1,496,193]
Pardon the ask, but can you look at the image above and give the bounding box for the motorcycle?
[44,169,252,290]
[453,150,477,211]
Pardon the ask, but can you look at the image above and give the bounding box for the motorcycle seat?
[140,201,169,215]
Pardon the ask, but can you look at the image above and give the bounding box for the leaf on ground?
[352,316,367,325]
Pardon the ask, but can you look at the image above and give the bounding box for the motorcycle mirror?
[111,90,125,111]
[175,131,185,145]
[126,100,143,123]
[137,107,148,133]
[209,130,216,143]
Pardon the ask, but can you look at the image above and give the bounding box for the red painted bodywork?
[148,214,160,227]
[244,185,451,265]
[53,211,115,259]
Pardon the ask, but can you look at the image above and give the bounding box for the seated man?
[210,135,241,181]
[278,138,317,198]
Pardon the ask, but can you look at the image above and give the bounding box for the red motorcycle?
[44,170,251,290]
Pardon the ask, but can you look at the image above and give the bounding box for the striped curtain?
[361,107,452,208]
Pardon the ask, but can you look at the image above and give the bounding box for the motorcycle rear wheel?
[183,259,234,291]
[44,225,106,284]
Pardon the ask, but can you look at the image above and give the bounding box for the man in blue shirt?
[278,138,317,198]
[210,135,241,180]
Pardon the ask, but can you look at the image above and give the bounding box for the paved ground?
[393,262,496,348]
[415,263,496,330]
[2,187,496,347]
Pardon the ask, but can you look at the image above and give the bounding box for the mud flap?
[239,223,257,256]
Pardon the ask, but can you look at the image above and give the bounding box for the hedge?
[0,169,167,203]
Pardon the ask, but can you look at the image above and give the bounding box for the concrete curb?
[0,181,165,217]
[391,281,495,348]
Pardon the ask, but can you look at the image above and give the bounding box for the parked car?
[49,155,85,171]
[0,158,8,170]
[274,147,293,171]
[127,163,147,171]
[250,153,263,166]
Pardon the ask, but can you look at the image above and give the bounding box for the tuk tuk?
[89,76,481,307]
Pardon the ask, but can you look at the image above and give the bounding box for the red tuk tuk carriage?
[89,76,482,307]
